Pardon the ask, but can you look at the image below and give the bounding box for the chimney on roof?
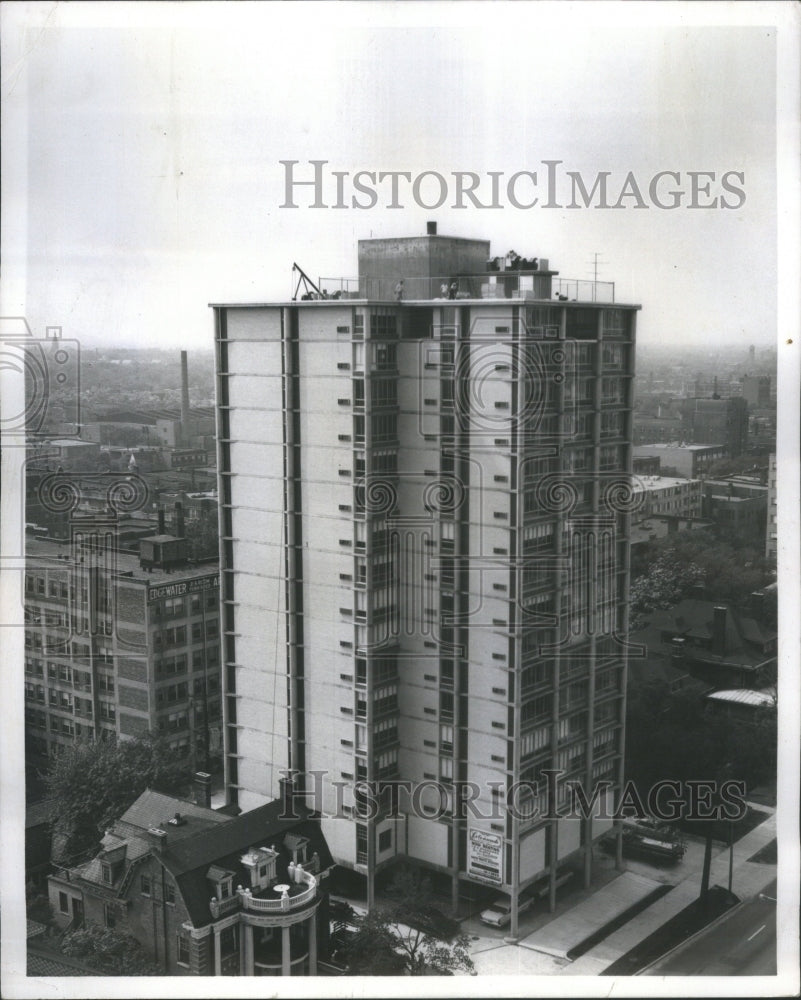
[279,772,299,819]
[175,501,185,539]
[712,606,727,655]
[180,351,191,436]
[426,221,437,236]
[157,506,166,534]
[147,827,167,854]
[194,771,212,809]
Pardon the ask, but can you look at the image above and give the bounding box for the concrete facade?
[212,229,640,930]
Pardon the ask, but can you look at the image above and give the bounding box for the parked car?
[479,868,574,927]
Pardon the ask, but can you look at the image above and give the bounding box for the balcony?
[317,273,615,304]
[238,869,317,914]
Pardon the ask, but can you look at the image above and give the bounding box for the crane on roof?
[291,263,322,301]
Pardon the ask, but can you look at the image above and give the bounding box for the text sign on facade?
[147,574,219,603]
[467,829,504,884]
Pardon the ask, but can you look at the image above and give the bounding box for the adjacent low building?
[48,787,333,976]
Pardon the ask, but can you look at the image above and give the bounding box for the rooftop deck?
[313,272,615,303]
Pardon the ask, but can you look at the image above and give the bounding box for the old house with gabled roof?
[48,787,334,975]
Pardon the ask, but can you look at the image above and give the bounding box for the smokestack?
[712,606,727,655]
[426,221,437,235]
[175,501,185,539]
[157,506,166,534]
[194,771,212,809]
[180,350,191,435]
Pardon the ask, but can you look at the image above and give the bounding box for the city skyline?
[2,4,794,353]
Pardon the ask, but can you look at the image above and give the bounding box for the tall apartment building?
[213,226,639,932]
[24,515,222,772]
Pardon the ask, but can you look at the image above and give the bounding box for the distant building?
[632,455,661,477]
[631,476,703,520]
[48,787,333,976]
[740,374,771,409]
[679,397,748,457]
[38,439,101,469]
[633,443,726,479]
[632,413,683,445]
[766,454,777,559]
[700,477,768,537]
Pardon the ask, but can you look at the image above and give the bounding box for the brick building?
[24,525,222,771]
[48,787,333,975]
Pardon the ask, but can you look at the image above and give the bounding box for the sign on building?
[467,828,504,884]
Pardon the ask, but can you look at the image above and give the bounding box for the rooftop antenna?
[291,262,322,301]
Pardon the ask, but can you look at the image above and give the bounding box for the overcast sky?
[0,2,793,352]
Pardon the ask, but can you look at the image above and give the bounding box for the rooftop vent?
[426,221,437,235]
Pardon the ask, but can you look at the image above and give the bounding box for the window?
[165,881,176,905]
[104,903,116,928]
[101,863,112,884]
[177,933,190,966]
[140,874,151,897]
[378,829,392,852]
[59,891,69,914]
[220,925,238,957]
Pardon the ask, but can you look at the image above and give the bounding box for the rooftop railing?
[311,274,615,303]
[238,869,317,913]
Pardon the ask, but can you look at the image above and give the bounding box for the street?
[643,880,777,975]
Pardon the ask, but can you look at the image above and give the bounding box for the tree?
[44,732,190,857]
[61,924,159,975]
[629,528,776,630]
[26,879,52,924]
[343,865,474,976]
[625,680,777,804]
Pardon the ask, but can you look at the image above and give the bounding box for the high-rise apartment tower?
[213,227,639,932]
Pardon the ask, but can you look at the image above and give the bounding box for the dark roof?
[647,599,775,667]
[27,945,103,976]
[118,788,229,838]
[162,800,305,877]
[159,802,333,928]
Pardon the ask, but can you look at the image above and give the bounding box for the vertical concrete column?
[308,913,317,974]
[243,923,254,976]
[281,925,291,976]
[213,925,221,975]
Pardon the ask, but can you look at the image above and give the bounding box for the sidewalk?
[468,802,777,976]
[562,805,777,974]
[519,871,663,959]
